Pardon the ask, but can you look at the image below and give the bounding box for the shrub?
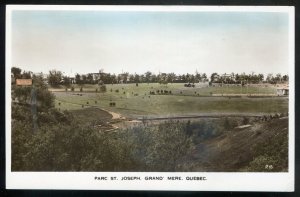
[242,117,250,125]
[100,85,107,93]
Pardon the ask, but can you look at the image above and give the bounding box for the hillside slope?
[188,117,288,172]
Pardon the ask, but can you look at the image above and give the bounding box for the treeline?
[11,67,289,86]
[210,72,289,85]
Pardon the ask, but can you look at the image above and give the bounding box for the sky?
[11,10,290,76]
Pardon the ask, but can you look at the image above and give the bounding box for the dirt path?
[100,109,125,120]
[136,113,265,121]
[54,96,124,121]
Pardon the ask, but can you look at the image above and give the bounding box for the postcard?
[6,5,295,191]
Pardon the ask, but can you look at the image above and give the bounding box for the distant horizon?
[15,66,289,77]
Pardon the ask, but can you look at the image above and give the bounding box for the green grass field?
[51,83,277,95]
[52,83,288,118]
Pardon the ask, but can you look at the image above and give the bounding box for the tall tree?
[48,70,62,86]
[210,73,219,83]
[11,67,22,79]
[145,71,152,83]
[75,73,81,84]
[87,74,94,84]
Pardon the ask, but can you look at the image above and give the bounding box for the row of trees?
[12,67,289,86]
[57,71,289,86]
[210,72,289,84]
[74,72,208,85]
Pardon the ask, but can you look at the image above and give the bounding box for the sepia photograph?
[6,5,294,191]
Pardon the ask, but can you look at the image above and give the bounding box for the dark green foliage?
[223,117,231,130]
[242,117,250,125]
[247,129,288,172]
[12,75,55,111]
[122,121,194,171]
[48,70,62,86]
[36,87,55,110]
[12,104,194,171]
[188,120,223,142]
[63,77,71,86]
[223,117,238,130]
[13,86,31,103]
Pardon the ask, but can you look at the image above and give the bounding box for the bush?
[100,85,107,93]
[242,117,250,125]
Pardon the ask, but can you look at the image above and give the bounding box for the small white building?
[276,87,289,96]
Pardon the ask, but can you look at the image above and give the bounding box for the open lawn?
[52,83,288,119]
[50,83,277,95]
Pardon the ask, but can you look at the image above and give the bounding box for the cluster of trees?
[265,73,289,84]
[125,71,208,84]
[210,72,288,84]
[11,67,32,81]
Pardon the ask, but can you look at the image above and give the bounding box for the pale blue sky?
[11,10,289,76]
